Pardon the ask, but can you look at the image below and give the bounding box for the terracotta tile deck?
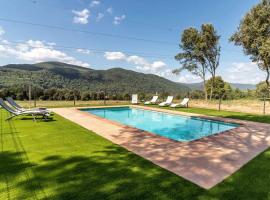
[52,105,270,189]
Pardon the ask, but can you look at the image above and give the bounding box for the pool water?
[82,107,238,142]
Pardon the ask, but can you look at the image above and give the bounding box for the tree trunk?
[266,67,270,96]
[209,72,216,101]
[210,83,213,101]
[203,78,208,101]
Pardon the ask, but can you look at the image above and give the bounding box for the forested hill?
[0,61,190,94]
[184,82,256,91]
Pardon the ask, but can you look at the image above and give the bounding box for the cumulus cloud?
[0,39,90,67]
[104,51,169,76]
[177,74,203,83]
[223,62,265,84]
[90,0,100,7]
[72,9,90,24]
[104,51,126,60]
[96,13,104,22]
[0,26,5,36]
[76,49,92,55]
[106,7,113,14]
[113,15,126,25]
[127,55,148,66]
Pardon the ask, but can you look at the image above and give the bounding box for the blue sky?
[0,0,265,84]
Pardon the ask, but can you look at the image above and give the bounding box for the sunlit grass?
[1,107,270,199]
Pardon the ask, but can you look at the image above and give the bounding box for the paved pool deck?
[52,105,270,189]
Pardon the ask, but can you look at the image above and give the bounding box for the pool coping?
[52,105,270,189]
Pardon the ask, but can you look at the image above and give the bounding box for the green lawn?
[1,107,270,200]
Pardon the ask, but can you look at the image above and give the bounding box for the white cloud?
[127,55,148,66]
[106,7,113,14]
[96,13,104,22]
[0,26,5,36]
[0,39,90,67]
[72,9,90,24]
[178,74,202,83]
[223,62,265,84]
[104,51,169,76]
[113,15,126,25]
[104,51,126,60]
[151,61,167,71]
[76,49,92,55]
[90,0,100,7]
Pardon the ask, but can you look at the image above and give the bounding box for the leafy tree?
[174,27,208,100]
[189,90,205,99]
[174,24,220,100]
[200,24,221,100]
[233,88,246,99]
[205,76,225,99]
[81,92,91,101]
[247,89,256,99]
[256,81,270,98]
[223,83,234,100]
[230,0,270,93]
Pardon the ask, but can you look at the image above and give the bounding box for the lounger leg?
[32,114,36,122]
[6,114,16,121]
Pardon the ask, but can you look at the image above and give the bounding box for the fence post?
[263,97,266,115]
[218,95,222,111]
[73,94,76,107]
[34,88,36,108]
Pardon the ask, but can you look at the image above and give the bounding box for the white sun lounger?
[0,98,51,121]
[159,96,173,107]
[131,94,138,104]
[170,98,190,108]
[144,96,158,105]
[6,97,51,113]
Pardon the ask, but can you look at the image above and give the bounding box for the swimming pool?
[82,107,238,142]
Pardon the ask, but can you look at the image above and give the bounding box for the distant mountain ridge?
[0,62,256,94]
[0,62,190,94]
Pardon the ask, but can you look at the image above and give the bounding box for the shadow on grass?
[0,151,37,199]
[16,145,204,200]
[19,117,56,122]
[11,144,270,200]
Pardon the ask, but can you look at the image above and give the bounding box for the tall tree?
[174,27,208,100]
[201,24,221,100]
[174,24,221,100]
[230,0,270,93]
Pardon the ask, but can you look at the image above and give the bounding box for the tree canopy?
[205,76,232,99]
[174,24,221,100]
[230,0,270,92]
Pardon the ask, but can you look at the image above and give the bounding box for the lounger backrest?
[6,97,23,109]
[0,98,17,114]
[181,98,189,105]
[131,94,138,104]
[166,96,173,104]
[151,96,158,102]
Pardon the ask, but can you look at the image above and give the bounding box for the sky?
[0,0,266,84]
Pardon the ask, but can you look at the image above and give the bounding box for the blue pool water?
[82,107,238,142]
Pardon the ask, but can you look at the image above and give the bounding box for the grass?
[189,99,270,115]
[17,100,130,108]
[146,105,270,124]
[1,107,270,200]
